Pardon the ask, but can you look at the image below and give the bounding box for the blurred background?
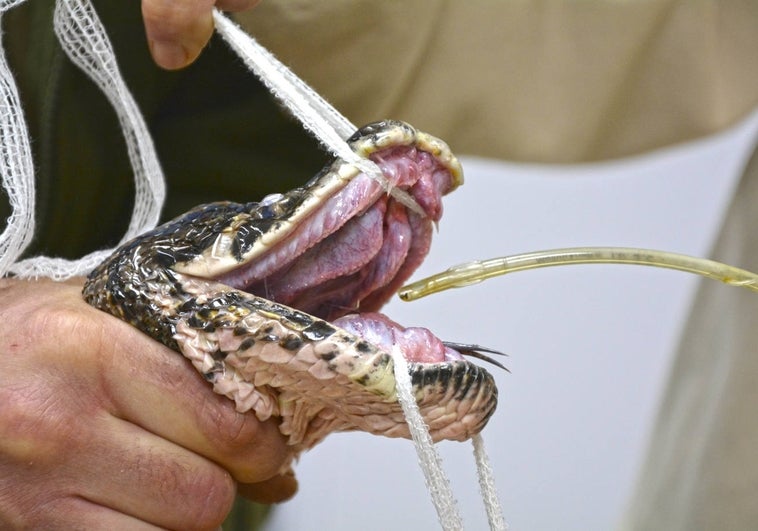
[265,110,758,530]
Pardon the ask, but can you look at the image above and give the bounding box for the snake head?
[84,120,498,453]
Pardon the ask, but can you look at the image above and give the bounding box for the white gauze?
[0,1,36,277]
[6,0,165,279]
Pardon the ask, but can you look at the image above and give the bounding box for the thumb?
[142,0,215,70]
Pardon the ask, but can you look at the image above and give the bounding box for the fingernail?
[148,39,189,70]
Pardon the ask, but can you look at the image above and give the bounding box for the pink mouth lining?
[217,145,454,323]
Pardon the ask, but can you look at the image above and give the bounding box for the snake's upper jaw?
[175,121,461,325]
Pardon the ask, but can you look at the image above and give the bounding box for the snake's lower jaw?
[405,361,498,441]
[172,282,498,451]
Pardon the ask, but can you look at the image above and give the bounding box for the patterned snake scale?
[83,121,498,463]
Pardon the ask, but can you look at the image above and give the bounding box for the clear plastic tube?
[399,247,758,301]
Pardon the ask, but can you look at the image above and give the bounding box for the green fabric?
[1,1,327,527]
[2,0,327,260]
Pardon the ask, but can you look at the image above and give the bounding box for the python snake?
[83,120,499,461]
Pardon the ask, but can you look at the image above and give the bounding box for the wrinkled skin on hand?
[0,278,296,530]
[142,0,262,69]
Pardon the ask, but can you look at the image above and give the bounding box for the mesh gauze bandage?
[0,0,164,279]
[0,2,36,277]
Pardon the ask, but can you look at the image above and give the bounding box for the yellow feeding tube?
[399,247,758,302]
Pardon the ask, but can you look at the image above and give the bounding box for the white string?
[0,3,36,277]
[7,0,165,279]
[391,346,464,530]
[472,434,508,530]
[211,11,425,218]
[215,11,353,140]
[212,11,366,167]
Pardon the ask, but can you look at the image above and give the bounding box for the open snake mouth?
[174,121,503,370]
[213,126,453,323]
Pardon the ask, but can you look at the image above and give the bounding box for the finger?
[30,496,164,531]
[16,279,293,483]
[90,309,293,483]
[238,470,299,504]
[142,0,261,69]
[142,0,215,70]
[73,416,236,529]
[217,0,261,12]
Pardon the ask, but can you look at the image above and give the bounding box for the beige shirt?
[238,1,758,529]
[238,0,757,163]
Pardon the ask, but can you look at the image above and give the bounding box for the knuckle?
[123,445,236,530]
[0,403,77,527]
[155,458,236,529]
[197,399,287,481]
[0,464,62,528]
[12,496,74,530]
[0,383,80,467]
[199,396,262,451]
[1,298,83,357]
[26,303,98,354]
[217,0,260,12]
[141,0,182,25]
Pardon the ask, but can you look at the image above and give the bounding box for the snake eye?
[253,193,283,220]
[260,193,284,206]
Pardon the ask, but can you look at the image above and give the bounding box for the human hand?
[142,0,261,70]
[0,278,295,529]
